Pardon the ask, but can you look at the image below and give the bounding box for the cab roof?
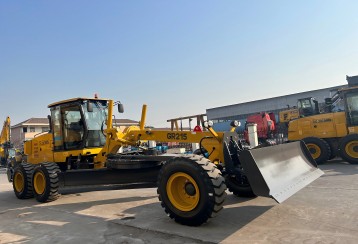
[338,86,358,93]
[48,97,109,108]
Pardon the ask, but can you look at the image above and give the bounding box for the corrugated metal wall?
[206,85,345,122]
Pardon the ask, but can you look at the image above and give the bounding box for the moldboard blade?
[239,141,324,203]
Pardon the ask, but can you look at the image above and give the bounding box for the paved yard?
[0,159,357,243]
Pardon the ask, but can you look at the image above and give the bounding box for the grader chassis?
[10,97,323,226]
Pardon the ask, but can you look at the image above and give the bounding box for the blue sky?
[1,1,357,127]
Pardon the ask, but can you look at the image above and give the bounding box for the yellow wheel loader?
[288,85,358,164]
[9,97,323,226]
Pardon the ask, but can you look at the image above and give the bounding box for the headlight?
[230,120,240,127]
[203,120,214,128]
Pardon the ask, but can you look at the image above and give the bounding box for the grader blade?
[239,141,324,203]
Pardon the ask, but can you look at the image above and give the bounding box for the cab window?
[346,92,358,126]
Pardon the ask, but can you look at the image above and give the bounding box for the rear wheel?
[325,139,338,160]
[338,134,358,164]
[303,137,331,164]
[32,163,61,202]
[13,162,34,199]
[157,155,226,226]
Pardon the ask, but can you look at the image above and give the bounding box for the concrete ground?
[0,159,357,244]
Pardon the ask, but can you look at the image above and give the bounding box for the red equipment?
[244,112,277,144]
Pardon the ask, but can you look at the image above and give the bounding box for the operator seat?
[65,121,83,149]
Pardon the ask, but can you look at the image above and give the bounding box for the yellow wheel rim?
[307,143,321,159]
[166,172,200,212]
[33,171,46,195]
[14,172,24,193]
[345,141,358,158]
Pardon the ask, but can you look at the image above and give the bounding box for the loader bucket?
[239,141,324,203]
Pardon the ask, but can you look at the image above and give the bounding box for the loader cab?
[297,97,319,117]
[49,98,108,151]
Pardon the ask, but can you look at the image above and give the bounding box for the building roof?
[47,97,109,108]
[207,85,345,111]
[206,85,347,120]
[12,118,49,128]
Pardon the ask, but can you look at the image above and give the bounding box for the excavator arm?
[0,116,11,163]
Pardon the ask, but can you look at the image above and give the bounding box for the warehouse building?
[207,85,346,131]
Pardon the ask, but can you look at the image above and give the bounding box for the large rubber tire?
[325,139,338,160]
[6,167,12,182]
[13,162,34,199]
[32,163,61,203]
[157,155,226,226]
[302,137,331,165]
[338,134,358,164]
[7,159,20,182]
[225,174,256,198]
[7,163,14,182]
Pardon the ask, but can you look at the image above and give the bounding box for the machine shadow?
[0,184,274,243]
[117,197,274,243]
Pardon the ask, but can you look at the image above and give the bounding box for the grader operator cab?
[10,97,323,226]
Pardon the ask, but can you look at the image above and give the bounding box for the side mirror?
[118,103,124,113]
[87,102,93,112]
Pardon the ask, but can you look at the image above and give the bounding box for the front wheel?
[157,155,226,226]
[302,137,331,164]
[32,163,61,202]
[338,134,358,164]
[225,174,256,198]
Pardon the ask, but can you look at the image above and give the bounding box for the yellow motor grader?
[10,97,323,226]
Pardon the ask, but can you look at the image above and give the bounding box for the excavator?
[0,116,22,181]
[0,116,13,167]
[9,97,323,226]
[288,76,358,164]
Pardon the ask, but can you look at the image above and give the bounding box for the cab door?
[51,104,85,163]
[345,91,358,133]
